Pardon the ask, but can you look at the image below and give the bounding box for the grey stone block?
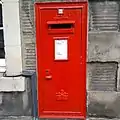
[0,78,32,116]
[89,1,119,31]
[88,91,120,118]
[88,32,120,62]
[88,118,119,120]
[0,116,32,120]
[87,62,117,91]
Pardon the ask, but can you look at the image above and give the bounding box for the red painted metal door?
[35,2,87,119]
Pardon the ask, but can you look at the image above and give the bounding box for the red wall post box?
[35,1,88,119]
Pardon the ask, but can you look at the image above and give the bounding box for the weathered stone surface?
[20,0,36,71]
[0,116,32,120]
[88,32,120,62]
[0,116,119,120]
[0,78,32,116]
[18,0,120,119]
[0,117,119,120]
[88,118,119,120]
[88,92,120,118]
[87,62,117,91]
[89,1,119,31]
[117,64,120,91]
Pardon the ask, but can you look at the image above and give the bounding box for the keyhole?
[46,69,49,73]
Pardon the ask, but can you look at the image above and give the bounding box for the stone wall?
[20,0,36,71]
[87,0,120,118]
[87,32,120,118]
[19,0,120,119]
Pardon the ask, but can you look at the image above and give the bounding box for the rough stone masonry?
[1,0,120,120]
[20,0,120,119]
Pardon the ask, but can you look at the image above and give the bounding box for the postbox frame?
[35,1,88,119]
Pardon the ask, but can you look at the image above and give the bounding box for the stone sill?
[0,59,25,92]
[2,0,19,2]
[0,76,25,92]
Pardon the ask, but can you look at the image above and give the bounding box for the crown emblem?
[56,89,68,101]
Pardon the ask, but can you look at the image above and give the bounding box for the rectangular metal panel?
[35,2,87,119]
